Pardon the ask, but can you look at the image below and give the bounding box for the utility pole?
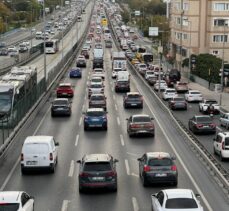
[43,0,47,88]
[179,0,184,72]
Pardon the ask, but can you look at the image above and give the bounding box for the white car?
[162,88,178,100]
[88,83,104,98]
[145,70,155,80]
[151,189,203,211]
[154,80,167,91]
[213,132,229,160]
[0,191,34,211]
[92,68,105,79]
[185,90,203,102]
[199,99,219,114]
[220,113,229,129]
[90,76,104,86]
[137,63,148,75]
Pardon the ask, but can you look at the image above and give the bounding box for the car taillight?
[106,171,116,177]
[171,165,177,171]
[143,165,150,172]
[209,123,216,128]
[145,123,154,128]
[79,172,90,177]
[21,153,24,161]
[49,153,53,161]
[222,142,225,150]
[196,124,203,128]
[130,124,141,128]
[140,96,143,102]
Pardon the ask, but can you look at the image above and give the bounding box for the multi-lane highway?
[0,1,228,211]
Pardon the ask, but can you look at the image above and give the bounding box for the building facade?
[170,0,229,69]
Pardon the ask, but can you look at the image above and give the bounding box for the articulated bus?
[45,39,59,54]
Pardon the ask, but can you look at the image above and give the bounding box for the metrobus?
[45,39,59,54]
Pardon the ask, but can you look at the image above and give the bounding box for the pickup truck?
[199,99,220,114]
[220,113,229,129]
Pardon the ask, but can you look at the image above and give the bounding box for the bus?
[140,53,153,64]
[45,39,59,54]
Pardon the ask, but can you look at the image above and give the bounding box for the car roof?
[146,152,171,159]
[86,108,104,112]
[59,83,71,86]
[24,136,53,144]
[90,93,104,97]
[0,191,23,203]
[163,189,194,199]
[165,88,176,91]
[127,92,140,95]
[84,154,111,162]
[132,114,150,118]
[189,90,200,93]
[53,98,68,102]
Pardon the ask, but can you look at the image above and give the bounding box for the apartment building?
[169,0,229,69]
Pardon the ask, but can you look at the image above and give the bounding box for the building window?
[212,50,219,55]
[175,2,181,11]
[183,34,188,40]
[213,3,229,11]
[183,3,189,11]
[176,17,181,25]
[213,35,228,42]
[214,19,229,26]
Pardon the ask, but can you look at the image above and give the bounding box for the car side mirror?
[213,138,216,141]
[195,194,201,198]
[76,160,81,164]
[55,142,59,146]
[114,159,119,163]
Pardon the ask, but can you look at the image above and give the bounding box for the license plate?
[62,93,67,95]
[131,104,137,106]
[155,173,167,177]
[203,126,209,128]
[57,108,64,111]
[92,119,100,121]
[92,177,104,181]
[26,161,37,165]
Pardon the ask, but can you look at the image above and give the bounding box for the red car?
[81,49,89,59]
[56,83,74,98]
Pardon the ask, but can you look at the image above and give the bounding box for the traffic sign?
[135,11,140,16]
[149,27,158,36]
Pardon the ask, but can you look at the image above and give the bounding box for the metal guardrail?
[107,10,229,193]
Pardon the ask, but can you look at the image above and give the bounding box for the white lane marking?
[131,173,139,178]
[132,76,213,211]
[61,200,69,211]
[132,197,139,211]
[120,134,124,146]
[79,117,82,126]
[113,94,116,100]
[117,117,120,125]
[125,159,130,175]
[115,104,118,111]
[0,105,52,191]
[75,134,79,146]
[68,160,75,177]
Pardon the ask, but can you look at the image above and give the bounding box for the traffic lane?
[127,66,229,211]
[2,62,90,210]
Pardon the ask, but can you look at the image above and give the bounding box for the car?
[213,132,229,160]
[56,83,74,98]
[83,108,107,130]
[76,57,87,67]
[21,136,59,174]
[145,71,155,80]
[93,57,103,69]
[88,83,104,98]
[220,113,229,129]
[90,76,104,85]
[154,80,168,91]
[89,93,107,110]
[95,36,101,42]
[199,99,219,114]
[125,51,135,60]
[0,48,8,56]
[188,115,216,134]
[185,90,203,102]
[130,44,137,52]
[115,80,130,92]
[123,92,143,108]
[121,44,128,51]
[151,189,203,211]
[105,39,112,48]
[83,43,91,51]
[0,191,34,211]
[138,152,178,186]
[51,98,71,117]
[131,58,139,65]
[169,97,187,110]
[126,114,155,137]
[85,40,92,48]
[137,63,148,76]
[147,75,158,85]
[162,88,178,100]
[81,49,90,59]
[77,154,118,192]
[95,43,103,49]
[174,81,189,93]
[92,68,105,79]
[69,67,82,78]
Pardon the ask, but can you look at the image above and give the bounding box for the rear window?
[53,100,68,105]
[205,100,217,104]
[133,116,151,122]
[174,98,185,102]
[24,143,49,154]
[196,116,211,123]
[128,94,141,98]
[224,138,229,146]
[148,158,172,166]
[0,203,20,210]
[59,86,71,89]
[117,81,128,85]
[167,90,176,93]
[90,84,102,88]
[165,198,198,209]
[91,78,102,82]
[83,162,111,171]
[91,96,104,100]
[86,111,105,116]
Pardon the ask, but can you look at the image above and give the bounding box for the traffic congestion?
[0,0,228,211]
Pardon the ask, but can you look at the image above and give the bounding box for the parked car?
[56,83,74,98]
[151,189,203,211]
[51,98,71,117]
[126,114,155,137]
[69,67,82,78]
[199,99,219,114]
[220,113,229,129]
[21,136,59,174]
[162,88,178,101]
[185,90,203,102]
[123,92,143,108]
[174,81,188,93]
[188,115,216,134]
[89,94,107,110]
[77,154,118,192]
[0,191,34,211]
[83,108,107,130]
[213,132,229,161]
[169,97,187,110]
[138,152,178,186]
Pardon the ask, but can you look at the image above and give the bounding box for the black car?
[51,98,71,117]
[147,75,158,86]
[115,80,130,92]
[77,154,118,192]
[123,92,143,108]
[0,48,8,56]
[76,58,87,67]
[93,58,103,69]
[169,97,187,110]
[188,115,216,134]
[138,152,178,186]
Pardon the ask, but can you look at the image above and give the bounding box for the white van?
[117,70,129,81]
[35,31,42,39]
[21,136,59,174]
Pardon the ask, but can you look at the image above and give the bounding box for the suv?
[93,58,103,69]
[51,98,71,117]
[123,92,143,108]
[213,132,229,161]
[137,152,178,186]
[77,154,118,192]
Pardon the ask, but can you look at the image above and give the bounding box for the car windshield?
[94,70,103,73]
[148,158,172,166]
[0,94,12,113]
[128,94,140,99]
[91,96,104,100]
[83,162,111,171]
[86,111,105,116]
[174,98,185,102]
[0,203,20,210]
[178,83,187,86]
[90,84,102,88]
[117,81,128,85]
[196,116,212,123]
[167,90,176,93]
[133,116,151,122]
[165,198,198,209]
[53,100,68,105]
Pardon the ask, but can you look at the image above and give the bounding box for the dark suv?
[115,80,130,92]
[123,92,143,108]
[77,154,118,192]
[93,58,104,69]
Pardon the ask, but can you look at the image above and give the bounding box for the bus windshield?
[0,94,12,114]
[138,47,146,53]
[143,54,153,63]
[46,42,54,48]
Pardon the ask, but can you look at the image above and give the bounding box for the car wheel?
[51,112,55,117]
[103,124,107,131]
[112,184,117,192]
[124,103,128,109]
[199,107,201,112]
[84,125,88,131]
[140,104,143,109]
[142,175,149,187]
[129,133,133,138]
[79,185,84,193]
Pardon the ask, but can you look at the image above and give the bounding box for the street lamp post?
[42,0,47,88]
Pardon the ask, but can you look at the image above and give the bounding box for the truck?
[112,52,127,78]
